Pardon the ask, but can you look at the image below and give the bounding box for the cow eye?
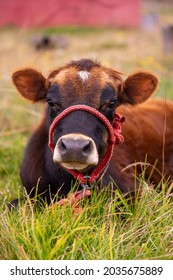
[47,100,54,107]
[108,101,116,109]
[46,99,61,112]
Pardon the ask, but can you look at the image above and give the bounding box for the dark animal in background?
[31,34,68,50]
[10,59,173,207]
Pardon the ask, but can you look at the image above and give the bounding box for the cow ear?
[120,72,158,105]
[12,69,47,102]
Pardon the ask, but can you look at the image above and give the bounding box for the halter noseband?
[48,104,125,186]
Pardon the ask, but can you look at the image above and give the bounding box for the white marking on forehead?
[77,70,90,82]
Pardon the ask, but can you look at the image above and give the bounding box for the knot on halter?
[113,113,125,145]
[48,105,125,185]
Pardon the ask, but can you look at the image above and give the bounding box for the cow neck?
[48,104,125,189]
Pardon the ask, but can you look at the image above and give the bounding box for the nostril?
[83,141,92,155]
[59,139,67,153]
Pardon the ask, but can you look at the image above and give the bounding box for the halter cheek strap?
[48,105,125,185]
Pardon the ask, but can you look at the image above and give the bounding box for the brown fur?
[117,100,173,186]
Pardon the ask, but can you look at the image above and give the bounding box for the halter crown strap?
[48,105,125,184]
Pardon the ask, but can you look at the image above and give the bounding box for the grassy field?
[1,184,173,260]
[1,2,173,259]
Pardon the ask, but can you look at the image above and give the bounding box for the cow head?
[12,59,158,174]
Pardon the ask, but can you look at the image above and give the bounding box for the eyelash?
[47,100,54,107]
[107,101,116,109]
[47,100,61,111]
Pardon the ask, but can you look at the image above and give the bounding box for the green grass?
[1,183,173,260]
[157,78,173,100]
[42,26,108,35]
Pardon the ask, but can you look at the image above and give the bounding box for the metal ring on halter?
[81,176,95,198]
[81,176,95,190]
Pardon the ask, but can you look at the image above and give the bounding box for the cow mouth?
[60,161,95,173]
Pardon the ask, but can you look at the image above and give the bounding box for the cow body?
[11,59,173,205]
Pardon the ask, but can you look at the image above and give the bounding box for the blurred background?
[0,0,173,198]
[0,0,173,79]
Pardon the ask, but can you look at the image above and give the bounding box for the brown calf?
[10,59,173,206]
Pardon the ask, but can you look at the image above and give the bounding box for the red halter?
[48,105,125,186]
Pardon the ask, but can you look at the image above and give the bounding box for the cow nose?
[59,138,91,156]
[53,134,99,169]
